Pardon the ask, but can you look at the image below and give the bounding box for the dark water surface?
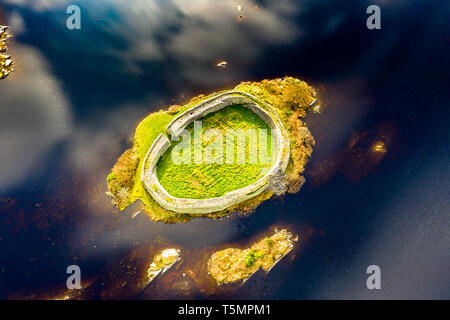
[0,0,448,299]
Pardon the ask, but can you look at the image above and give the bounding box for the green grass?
[125,111,176,209]
[156,105,274,199]
[245,249,264,268]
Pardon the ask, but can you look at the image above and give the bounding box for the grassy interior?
[156,105,273,199]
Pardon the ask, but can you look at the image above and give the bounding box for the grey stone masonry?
[141,91,290,214]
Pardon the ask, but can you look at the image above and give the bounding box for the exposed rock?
[0,26,13,79]
[143,248,181,287]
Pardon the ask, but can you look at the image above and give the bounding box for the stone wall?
[141,91,291,214]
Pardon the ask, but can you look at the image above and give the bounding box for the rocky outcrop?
[143,248,181,287]
[0,26,13,79]
[207,229,298,285]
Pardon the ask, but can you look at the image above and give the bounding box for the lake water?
[0,0,448,299]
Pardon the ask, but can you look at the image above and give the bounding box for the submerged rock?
[207,229,298,285]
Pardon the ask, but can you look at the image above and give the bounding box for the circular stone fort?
[141,91,291,214]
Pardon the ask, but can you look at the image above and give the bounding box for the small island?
[0,26,13,79]
[143,248,181,287]
[207,229,298,285]
[107,77,318,223]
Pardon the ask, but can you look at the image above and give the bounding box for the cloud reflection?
[0,44,72,189]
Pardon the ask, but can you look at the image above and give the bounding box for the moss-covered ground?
[156,104,273,199]
[107,76,318,223]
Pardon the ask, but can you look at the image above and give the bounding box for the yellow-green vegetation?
[244,249,264,268]
[107,77,318,223]
[156,105,273,199]
[0,26,13,79]
[207,229,298,285]
[144,248,180,286]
